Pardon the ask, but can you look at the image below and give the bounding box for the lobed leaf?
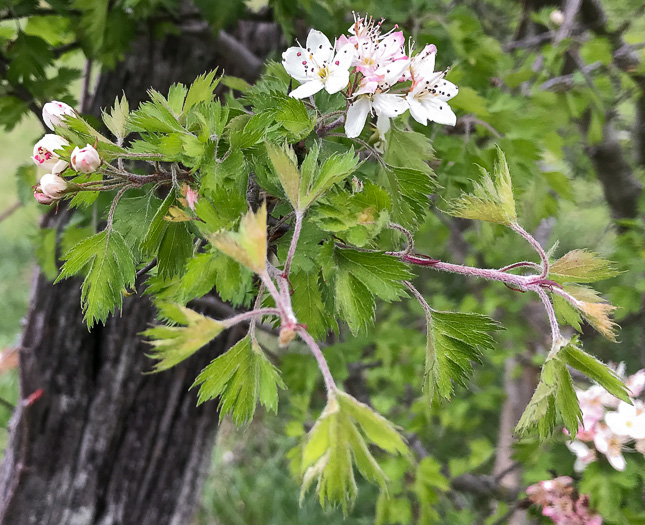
[425,310,503,401]
[444,147,517,226]
[191,335,285,425]
[549,249,621,283]
[142,305,224,372]
[209,203,268,274]
[300,391,408,514]
[56,230,136,327]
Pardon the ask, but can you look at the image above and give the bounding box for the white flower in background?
[406,66,459,126]
[627,370,645,397]
[606,400,645,440]
[32,134,69,172]
[39,173,68,199]
[345,60,409,138]
[566,440,596,472]
[71,144,101,173]
[42,101,76,131]
[593,423,627,471]
[282,30,355,99]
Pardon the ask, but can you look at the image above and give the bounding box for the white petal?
[345,97,372,138]
[375,59,409,87]
[306,29,334,63]
[289,79,325,99]
[407,96,428,125]
[421,99,457,126]
[435,80,459,101]
[414,45,436,77]
[372,93,407,118]
[282,46,313,82]
[333,43,356,70]
[608,451,626,471]
[376,113,391,138]
[377,31,405,62]
[325,69,350,94]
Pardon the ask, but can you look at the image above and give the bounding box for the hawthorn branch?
[296,326,337,393]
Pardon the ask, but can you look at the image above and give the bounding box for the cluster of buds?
[527,477,602,525]
[281,13,459,140]
[567,367,645,472]
[32,101,102,205]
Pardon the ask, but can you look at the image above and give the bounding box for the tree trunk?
[0,13,281,525]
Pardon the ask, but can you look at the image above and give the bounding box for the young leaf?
[300,148,360,209]
[102,93,129,140]
[444,147,517,226]
[382,165,437,229]
[290,271,337,340]
[184,69,220,114]
[209,203,267,274]
[56,230,136,327]
[142,305,224,372]
[425,310,503,401]
[549,250,621,283]
[300,391,408,514]
[191,335,285,425]
[560,340,630,402]
[265,140,301,210]
[516,357,584,439]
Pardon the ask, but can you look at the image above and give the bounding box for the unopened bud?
[42,101,76,131]
[33,189,56,205]
[71,144,101,173]
[279,326,296,346]
[550,10,564,26]
[39,173,68,199]
[32,134,69,171]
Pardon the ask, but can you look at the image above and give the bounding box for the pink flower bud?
[33,189,56,205]
[32,134,70,171]
[42,101,76,131]
[70,144,101,174]
[39,173,68,199]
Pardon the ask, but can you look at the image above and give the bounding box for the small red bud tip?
[24,388,44,406]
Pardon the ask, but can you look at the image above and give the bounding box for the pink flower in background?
[593,423,627,471]
[527,476,602,525]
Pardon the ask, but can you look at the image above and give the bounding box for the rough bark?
[0,12,282,525]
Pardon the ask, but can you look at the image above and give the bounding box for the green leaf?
[515,357,585,439]
[191,335,285,425]
[209,203,268,274]
[157,222,193,279]
[335,249,412,302]
[425,310,503,401]
[300,147,360,209]
[290,271,337,340]
[141,190,176,255]
[444,147,517,226]
[549,250,621,283]
[113,192,162,258]
[300,391,407,514]
[143,305,225,371]
[102,93,129,140]
[560,341,630,403]
[56,230,136,327]
[273,96,315,140]
[382,165,436,229]
[334,271,375,335]
[184,70,220,114]
[265,140,301,210]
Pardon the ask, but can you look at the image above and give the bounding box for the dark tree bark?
[0,12,282,525]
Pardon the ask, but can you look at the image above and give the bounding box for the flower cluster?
[527,476,602,525]
[567,367,645,472]
[281,14,459,139]
[31,101,102,205]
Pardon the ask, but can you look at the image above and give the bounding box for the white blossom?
[71,144,102,173]
[42,101,76,131]
[282,30,355,99]
[32,134,69,172]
